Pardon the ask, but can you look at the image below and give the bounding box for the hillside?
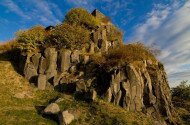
[0,53,154,125]
[0,8,181,125]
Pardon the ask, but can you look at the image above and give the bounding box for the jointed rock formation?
[20,9,179,125]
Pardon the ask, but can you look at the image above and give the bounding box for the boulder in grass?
[59,110,75,125]
[44,103,60,114]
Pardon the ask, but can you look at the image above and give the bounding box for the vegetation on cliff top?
[16,25,46,53]
[92,42,157,69]
[64,8,100,29]
[15,8,100,53]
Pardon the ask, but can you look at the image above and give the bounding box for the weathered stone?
[105,87,112,102]
[114,90,122,105]
[13,91,33,99]
[37,74,46,90]
[24,62,38,80]
[44,48,57,79]
[31,53,41,70]
[53,73,65,86]
[44,103,60,114]
[55,98,64,103]
[39,56,47,74]
[59,110,75,125]
[70,50,80,63]
[59,49,71,72]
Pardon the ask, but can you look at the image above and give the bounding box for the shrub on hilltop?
[16,25,46,53]
[48,23,90,50]
[64,8,100,29]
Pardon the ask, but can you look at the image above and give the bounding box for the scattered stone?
[13,91,33,99]
[44,103,60,114]
[55,98,64,103]
[59,110,75,125]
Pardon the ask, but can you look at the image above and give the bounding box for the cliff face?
[20,9,179,125]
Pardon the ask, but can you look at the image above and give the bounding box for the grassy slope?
[0,53,153,125]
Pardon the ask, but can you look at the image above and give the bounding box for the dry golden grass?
[0,39,16,52]
[92,43,157,70]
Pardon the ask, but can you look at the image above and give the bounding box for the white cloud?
[0,0,30,19]
[128,1,190,87]
[29,0,61,25]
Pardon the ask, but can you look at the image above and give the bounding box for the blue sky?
[0,0,190,87]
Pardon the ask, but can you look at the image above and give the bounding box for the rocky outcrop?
[20,9,179,125]
[93,62,178,124]
[22,48,178,124]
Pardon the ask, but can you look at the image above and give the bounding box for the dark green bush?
[16,25,46,53]
[49,23,90,50]
[172,80,190,101]
[64,8,100,29]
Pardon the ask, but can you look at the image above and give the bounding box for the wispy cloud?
[0,0,30,19]
[28,0,61,25]
[128,1,190,87]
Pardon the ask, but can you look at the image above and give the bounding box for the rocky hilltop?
[15,8,179,125]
